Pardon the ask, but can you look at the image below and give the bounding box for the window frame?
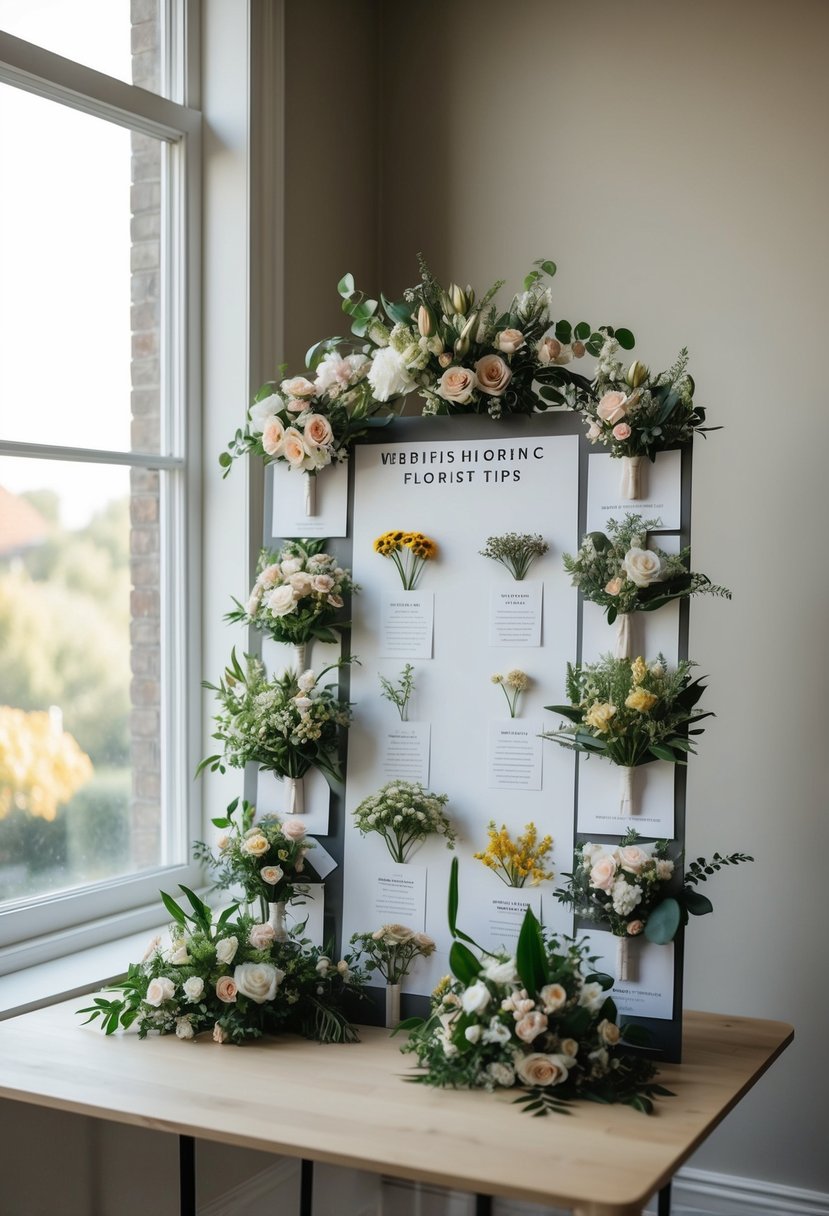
[0,19,204,969]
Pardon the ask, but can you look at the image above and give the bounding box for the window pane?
[0,0,165,95]
[0,457,169,905]
[0,84,163,454]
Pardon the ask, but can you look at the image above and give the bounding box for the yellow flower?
[625,688,658,712]
[584,701,617,732]
[631,656,648,685]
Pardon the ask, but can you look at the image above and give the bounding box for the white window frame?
[0,16,204,971]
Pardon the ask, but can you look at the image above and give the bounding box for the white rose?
[182,976,204,1002]
[315,956,331,975]
[145,976,176,1007]
[367,346,417,401]
[280,376,316,399]
[267,585,298,617]
[516,1052,569,1087]
[482,958,518,985]
[578,982,606,1013]
[175,1017,195,1040]
[248,922,277,950]
[249,393,283,434]
[496,328,525,353]
[464,1024,483,1044]
[288,572,313,597]
[215,936,238,965]
[260,864,284,885]
[461,980,491,1015]
[241,832,269,857]
[622,547,663,587]
[233,962,284,1004]
[482,1018,512,1046]
[282,817,308,841]
[296,669,316,692]
[280,557,303,576]
[170,945,191,965]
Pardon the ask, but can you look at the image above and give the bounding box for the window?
[0,3,202,968]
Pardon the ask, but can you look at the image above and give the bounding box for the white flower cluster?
[352,780,456,864]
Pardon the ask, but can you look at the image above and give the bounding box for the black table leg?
[300,1158,314,1216]
[179,1135,196,1216]
[657,1180,672,1216]
[475,1196,493,1216]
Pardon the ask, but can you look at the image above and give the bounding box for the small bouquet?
[491,669,531,718]
[79,886,366,1045]
[351,924,437,1026]
[556,832,753,981]
[373,530,438,589]
[479,532,549,581]
[399,862,670,1115]
[583,342,714,499]
[194,797,315,939]
[226,540,358,672]
[340,256,633,419]
[198,653,353,814]
[543,655,711,815]
[473,820,554,888]
[352,779,456,864]
[563,515,730,657]
[378,663,416,721]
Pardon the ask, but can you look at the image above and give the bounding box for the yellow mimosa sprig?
[473,820,554,888]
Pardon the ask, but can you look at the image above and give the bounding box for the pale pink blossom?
[589,853,619,892]
[612,422,632,441]
[215,976,238,1003]
[515,1010,548,1042]
[475,353,512,396]
[597,391,627,425]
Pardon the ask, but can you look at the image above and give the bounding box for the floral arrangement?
[198,653,352,792]
[491,669,531,718]
[340,256,634,420]
[352,779,456,864]
[79,886,366,1045]
[373,530,438,589]
[479,532,549,581]
[0,706,92,821]
[399,862,670,1115]
[543,655,711,813]
[193,797,314,917]
[225,540,357,662]
[564,515,730,626]
[351,923,436,985]
[378,663,415,721]
[473,821,554,888]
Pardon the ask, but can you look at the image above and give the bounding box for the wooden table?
[0,1001,792,1216]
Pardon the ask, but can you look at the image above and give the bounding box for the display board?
[261,412,691,1060]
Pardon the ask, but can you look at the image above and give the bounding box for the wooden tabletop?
[0,1002,792,1216]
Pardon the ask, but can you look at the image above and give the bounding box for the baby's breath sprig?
[473,820,554,887]
[480,532,549,581]
[374,530,438,590]
[491,670,531,718]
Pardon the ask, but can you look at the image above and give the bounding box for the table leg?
[657,1180,671,1216]
[475,1196,493,1216]
[300,1158,314,1216]
[179,1135,196,1216]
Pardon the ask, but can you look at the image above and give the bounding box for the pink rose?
[260,864,283,885]
[604,576,624,595]
[327,593,344,608]
[288,571,313,597]
[303,413,334,448]
[282,427,309,468]
[262,417,285,457]
[281,376,316,399]
[538,983,567,1013]
[536,336,561,365]
[516,1053,568,1087]
[612,422,632,440]
[627,920,645,936]
[586,421,602,442]
[617,845,650,874]
[311,574,335,593]
[514,1010,548,1042]
[475,353,512,396]
[248,922,276,950]
[145,976,175,1007]
[285,398,310,414]
[496,328,525,354]
[597,391,627,425]
[589,853,618,892]
[437,366,478,404]
[281,818,307,841]
[215,976,238,1003]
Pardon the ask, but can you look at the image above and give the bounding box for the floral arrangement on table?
[352,779,456,864]
[491,669,531,718]
[340,256,634,419]
[555,831,754,980]
[378,663,416,721]
[193,797,315,936]
[479,532,549,581]
[373,530,438,589]
[79,886,366,1045]
[542,655,711,815]
[351,924,436,1027]
[473,821,554,888]
[198,653,353,814]
[583,343,714,499]
[563,515,730,656]
[0,705,93,821]
[398,862,670,1115]
[225,539,357,671]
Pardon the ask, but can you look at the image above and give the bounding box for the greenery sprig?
[479,532,549,581]
[378,663,416,721]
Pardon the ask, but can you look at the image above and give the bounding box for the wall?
[376,0,829,1198]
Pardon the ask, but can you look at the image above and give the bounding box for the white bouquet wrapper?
[284,775,305,815]
[303,470,317,516]
[268,900,288,942]
[620,454,645,500]
[292,643,307,674]
[619,765,636,816]
[614,613,633,659]
[385,982,401,1029]
[616,935,635,983]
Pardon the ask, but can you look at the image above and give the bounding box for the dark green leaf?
[644,898,681,944]
[515,907,548,996]
[449,941,482,984]
[615,328,635,350]
[684,890,714,916]
[574,321,591,340]
[160,890,187,928]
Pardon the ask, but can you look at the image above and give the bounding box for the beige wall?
[376,0,828,1194]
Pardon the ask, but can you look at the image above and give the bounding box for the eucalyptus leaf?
[644,898,681,944]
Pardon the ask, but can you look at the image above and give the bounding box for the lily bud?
[449,282,468,314]
[626,360,648,388]
[417,304,434,337]
[439,290,454,316]
[453,311,478,358]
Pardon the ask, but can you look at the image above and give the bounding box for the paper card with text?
[372,863,427,929]
[458,865,544,954]
[270,460,349,539]
[380,722,431,784]
[580,598,680,666]
[487,720,543,791]
[380,591,435,659]
[306,839,337,879]
[586,449,681,534]
[582,929,675,1020]
[256,766,331,836]
[488,580,543,647]
[576,755,674,836]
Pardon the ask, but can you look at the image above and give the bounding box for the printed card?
[576,755,674,836]
[256,766,331,836]
[380,722,431,784]
[372,863,428,929]
[488,580,543,647]
[582,929,675,1020]
[380,591,435,658]
[586,449,681,534]
[487,720,543,791]
[270,459,349,539]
